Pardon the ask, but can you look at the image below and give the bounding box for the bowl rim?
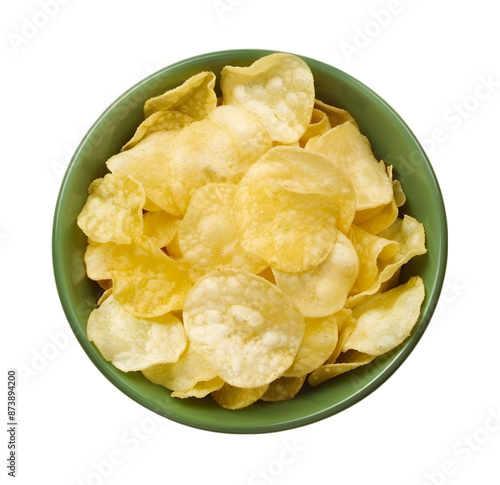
[52,48,448,434]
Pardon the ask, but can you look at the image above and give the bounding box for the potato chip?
[122,110,195,151]
[273,233,359,318]
[171,377,224,399]
[212,383,269,410]
[346,215,426,307]
[183,269,305,388]
[343,276,425,355]
[393,179,406,207]
[311,122,393,211]
[178,183,265,274]
[324,309,357,365]
[107,131,181,215]
[166,106,272,214]
[308,351,374,386]
[77,173,145,244]
[111,236,192,318]
[283,315,338,377]
[313,99,358,129]
[142,343,219,393]
[143,210,181,248]
[144,198,162,212]
[87,296,186,372]
[84,241,117,280]
[261,375,306,402]
[354,198,398,235]
[299,108,331,147]
[221,53,315,144]
[143,71,217,120]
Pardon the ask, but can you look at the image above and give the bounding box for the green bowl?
[53,49,447,433]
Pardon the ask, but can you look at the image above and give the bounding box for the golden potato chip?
[122,110,195,151]
[77,173,145,244]
[183,269,305,388]
[308,350,374,386]
[283,315,338,377]
[346,215,426,308]
[144,71,217,120]
[299,108,332,147]
[142,343,219,392]
[354,198,398,235]
[178,183,265,274]
[87,296,186,372]
[171,377,224,399]
[313,99,358,129]
[221,53,315,144]
[111,236,192,318]
[143,210,181,248]
[167,106,272,214]
[348,225,400,296]
[261,375,306,402]
[107,131,181,215]
[212,383,269,410]
[324,309,357,365]
[343,276,425,355]
[273,233,359,317]
[84,241,117,280]
[311,122,393,211]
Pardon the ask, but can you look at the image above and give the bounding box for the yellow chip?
[311,122,393,211]
[111,236,192,318]
[313,99,358,129]
[343,276,425,355]
[354,198,398,235]
[121,110,195,151]
[283,315,338,377]
[261,375,306,402]
[77,173,145,244]
[298,108,332,147]
[183,269,305,388]
[273,232,359,318]
[346,215,426,308]
[143,71,217,120]
[171,377,224,399]
[87,296,186,372]
[178,183,265,274]
[142,210,181,248]
[107,131,181,215]
[393,179,406,207]
[324,309,357,365]
[166,105,272,214]
[142,343,219,393]
[212,383,269,410]
[84,241,117,280]
[221,53,315,144]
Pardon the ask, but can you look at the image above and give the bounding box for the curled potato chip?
[261,375,306,402]
[354,198,398,235]
[84,241,117,280]
[183,269,305,388]
[143,210,181,248]
[178,183,265,274]
[107,131,181,215]
[314,99,358,129]
[212,383,269,410]
[142,343,219,393]
[273,232,359,318]
[167,105,272,214]
[122,110,195,151]
[221,53,315,144]
[311,122,393,211]
[299,108,331,147]
[308,350,374,386]
[171,377,224,399]
[343,276,425,356]
[111,236,192,318]
[283,315,338,377]
[87,296,186,372]
[77,173,145,244]
[346,215,426,308]
[144,71,217,120]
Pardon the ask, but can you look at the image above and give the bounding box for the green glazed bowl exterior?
[53,49,447,433]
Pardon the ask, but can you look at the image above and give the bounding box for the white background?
[2,1,499,484]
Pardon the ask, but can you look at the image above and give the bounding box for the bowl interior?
[53,49,447,433]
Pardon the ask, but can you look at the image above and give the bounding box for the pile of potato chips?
[77,53,427,410]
